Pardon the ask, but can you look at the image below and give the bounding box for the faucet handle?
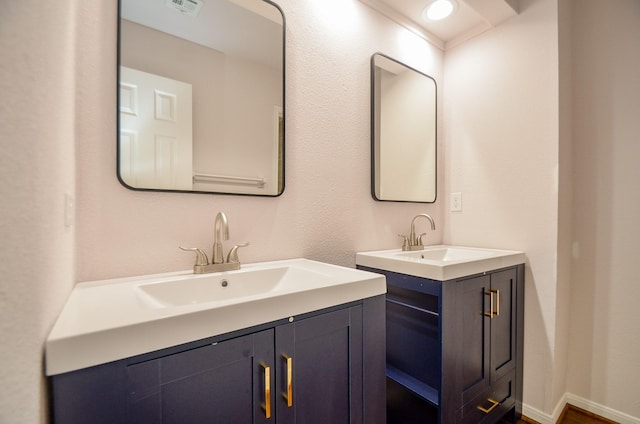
[227,242,250,263]
[398,234,410,251]
[179,246,209,266]
[417,233,427,245]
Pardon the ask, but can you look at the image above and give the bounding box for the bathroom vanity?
[357,246,525,424]
[46,259,386,424]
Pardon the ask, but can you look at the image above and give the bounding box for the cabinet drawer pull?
[477,397,500,414]
[282,354,293,407]
[495,289,500,316]
[261,362,272,418]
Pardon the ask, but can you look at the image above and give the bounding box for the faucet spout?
[213,212,229,264]
[407,213,436,250]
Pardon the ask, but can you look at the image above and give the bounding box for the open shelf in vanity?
[386,278,441,406]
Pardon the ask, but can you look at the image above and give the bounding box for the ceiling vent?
[166,0,203,17]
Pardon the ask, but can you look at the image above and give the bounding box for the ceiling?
[359,0,519,50]
[121,0,283,69]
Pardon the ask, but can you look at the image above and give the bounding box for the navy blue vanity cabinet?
[357,265,524,424]
[49,297,386,424]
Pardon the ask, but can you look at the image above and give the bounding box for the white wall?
[568,0,640,419]
[0,1,77,422]
[443,0,562,415]
[555,0,573,415]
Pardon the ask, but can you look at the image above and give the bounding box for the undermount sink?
[46,258,385,376]
[356,245,525,281]
[135,264,331,308]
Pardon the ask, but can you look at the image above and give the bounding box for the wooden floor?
[519,404,618,424]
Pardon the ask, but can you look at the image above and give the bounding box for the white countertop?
[46,258,386,376]
[356,245,525,281]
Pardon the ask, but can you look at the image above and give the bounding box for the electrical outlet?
[451,192,462,212]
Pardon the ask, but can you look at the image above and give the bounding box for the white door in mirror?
[119,66,193,190]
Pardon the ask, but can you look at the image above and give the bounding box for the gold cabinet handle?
[484,289,500,318]
[484,290,495,318]
[261,362,272,419]
[282,354,293,407]
[477,398,500,414]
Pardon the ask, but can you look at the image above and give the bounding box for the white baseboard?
[522,401,556,424]
[522,393,640,424]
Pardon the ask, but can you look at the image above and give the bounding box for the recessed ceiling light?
[423,0,457,21]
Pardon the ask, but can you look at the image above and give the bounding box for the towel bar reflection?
[193,173,266,188]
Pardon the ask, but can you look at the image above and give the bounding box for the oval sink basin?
[135,265,331,308]
[357,245,525,281]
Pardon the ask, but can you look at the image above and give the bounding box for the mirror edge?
[116,0,286,197]
[370,52,438,204]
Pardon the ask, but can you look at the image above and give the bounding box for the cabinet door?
[458,268,519,423]
[459,274,492,406]
[275,306,363,424]
[126,329,274,424]
[489,268,517,382]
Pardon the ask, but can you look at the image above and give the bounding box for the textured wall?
[0,1,77,422]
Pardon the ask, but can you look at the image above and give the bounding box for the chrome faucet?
[180,212,249,274]
[399,213,436,251]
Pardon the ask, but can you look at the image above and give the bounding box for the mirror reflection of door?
[119,67,193,190]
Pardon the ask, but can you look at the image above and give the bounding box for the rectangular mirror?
[371,53,437,203]
[118,0,285,196]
